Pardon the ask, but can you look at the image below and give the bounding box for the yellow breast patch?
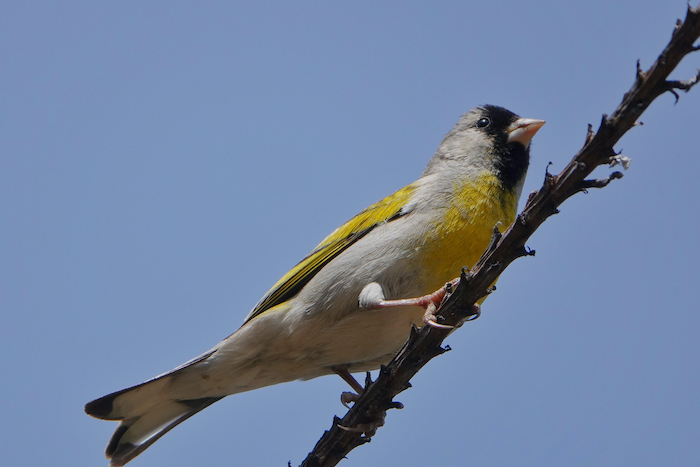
[419,171,518,293]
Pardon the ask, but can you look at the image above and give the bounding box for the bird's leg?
[331,369,392,436]
[332,367,365,408]
[358,278,462,329]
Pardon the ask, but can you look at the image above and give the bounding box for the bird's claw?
[337,411,386,437]
[422,302,454,329]
[340,391,360,409]
[466,303,481,321]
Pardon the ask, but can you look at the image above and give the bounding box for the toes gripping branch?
[359,278,468,329]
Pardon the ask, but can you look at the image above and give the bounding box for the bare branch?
[664,68,700,103]
[299,5,700,466]
[580,171,625,191]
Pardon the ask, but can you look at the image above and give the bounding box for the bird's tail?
[85,351,222,466]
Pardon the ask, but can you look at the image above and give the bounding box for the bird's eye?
[476,117,491,128]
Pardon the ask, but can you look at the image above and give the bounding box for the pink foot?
[358,278,461,329]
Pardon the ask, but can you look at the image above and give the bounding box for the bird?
[85,105,545,466]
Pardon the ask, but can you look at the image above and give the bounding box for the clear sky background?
[2,1,699,466]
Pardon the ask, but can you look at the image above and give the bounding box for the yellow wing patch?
[243,183,418,323]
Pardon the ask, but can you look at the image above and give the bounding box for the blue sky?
[2,1,699,466]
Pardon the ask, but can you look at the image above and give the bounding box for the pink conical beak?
[507,118,546,148]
